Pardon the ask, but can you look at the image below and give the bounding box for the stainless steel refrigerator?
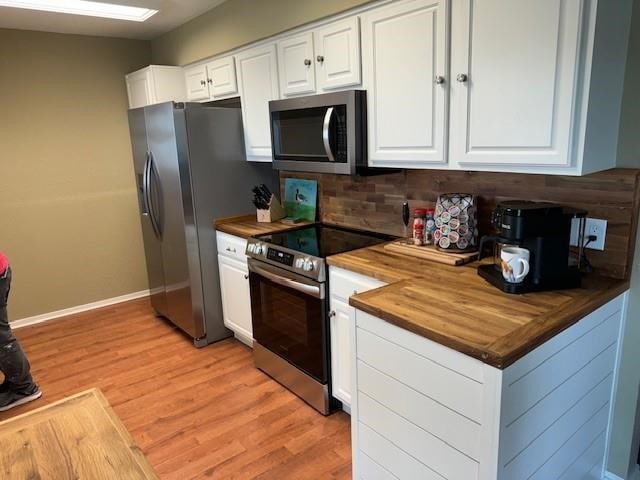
[127,101,278,346]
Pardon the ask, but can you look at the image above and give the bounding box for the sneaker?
[0,385,42,412]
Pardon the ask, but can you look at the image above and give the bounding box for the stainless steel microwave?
[269,90,366,175]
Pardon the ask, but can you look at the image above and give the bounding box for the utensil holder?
[256,194,286,223]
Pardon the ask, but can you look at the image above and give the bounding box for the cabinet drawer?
[216,231,247,263]
[329,266,385,301]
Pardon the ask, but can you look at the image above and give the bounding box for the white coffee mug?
[500,247,530,283]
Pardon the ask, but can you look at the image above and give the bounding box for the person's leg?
[0,268,41,410]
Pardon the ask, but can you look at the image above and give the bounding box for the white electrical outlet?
[570,217,607,251]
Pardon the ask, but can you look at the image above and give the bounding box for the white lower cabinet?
[328,266,385,411]
[352,292,628,480]
[216,232,252,346]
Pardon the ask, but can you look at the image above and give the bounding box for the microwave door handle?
[322,106,336,162]
[249,262,324,299]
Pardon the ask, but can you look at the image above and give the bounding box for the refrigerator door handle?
[147,151,163,238]
[142,151,152,217]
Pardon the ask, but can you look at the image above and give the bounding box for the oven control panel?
[246,238,323,281]
[267,248,294,266]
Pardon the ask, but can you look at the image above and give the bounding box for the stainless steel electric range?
[246,224,393,415]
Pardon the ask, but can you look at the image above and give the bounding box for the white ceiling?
[0,0,226,40]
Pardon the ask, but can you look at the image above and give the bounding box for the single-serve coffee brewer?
[478,201,586,294]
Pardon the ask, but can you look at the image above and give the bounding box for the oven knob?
[295,258,305,269]
[260,244,268,255]
[302,259,314,272]
[247,244,255,253]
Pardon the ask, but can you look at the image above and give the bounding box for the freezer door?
[145,103,204,339]
[127,107,168,317]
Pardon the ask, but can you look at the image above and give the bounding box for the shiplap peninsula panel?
[351,293,627,479]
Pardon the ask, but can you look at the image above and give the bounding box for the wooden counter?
[214,214,313,238]
[327,244,628,368]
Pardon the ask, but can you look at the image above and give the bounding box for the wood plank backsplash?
[280,168,640,280]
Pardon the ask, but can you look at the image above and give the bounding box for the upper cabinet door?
[206,56,238,99]
[184,64,210,102]
[278,32,316,96]
[449,0,582,169]
[126,69,153,109]
[236,43,280,161]
[362,0,448,167]
[315,17,361,91]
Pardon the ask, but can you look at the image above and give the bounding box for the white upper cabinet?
[184,56,238,102]
[184,64,209,102]
[236,43,280,161]
[206,56,238,98]
[278,32,316,96]
[362,0,448,167]
[449,0,581,170]
[314,17,362,91]
[447,0,631,175]
[277,17,361,97]
[125,65,186,109]
[126,69,152,109]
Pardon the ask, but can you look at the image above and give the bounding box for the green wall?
[0,28,151,320]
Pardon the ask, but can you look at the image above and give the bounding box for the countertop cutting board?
[384,241,478,266]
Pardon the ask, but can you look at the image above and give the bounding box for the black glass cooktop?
[255,224,394,258]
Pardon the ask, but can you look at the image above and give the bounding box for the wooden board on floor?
[0,388,158,479]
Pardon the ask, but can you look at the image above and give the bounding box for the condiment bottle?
[424,208,436,245]
[412,208,427,245]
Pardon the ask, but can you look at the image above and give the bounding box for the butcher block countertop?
[327,244,628,369]
[214,214,313,239]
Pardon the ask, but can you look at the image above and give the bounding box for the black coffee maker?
[478,201,586,294]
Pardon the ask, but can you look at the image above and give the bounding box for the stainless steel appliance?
[478,201,587,294]
[127,101,278,346]
[269,90,366,175]
[246,224,392,414]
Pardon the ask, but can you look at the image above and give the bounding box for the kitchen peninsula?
[328,246,629,480]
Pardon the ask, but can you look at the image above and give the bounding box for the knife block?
[256,195,286,223]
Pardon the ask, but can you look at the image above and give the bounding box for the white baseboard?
[10,290,150,329]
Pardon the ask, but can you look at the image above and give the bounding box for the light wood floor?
[0,298,352,480]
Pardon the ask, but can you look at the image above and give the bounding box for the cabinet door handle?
[435,75,445,84]
[328,310,336,318]
[456,73,468,83]
[316,55,324,63]
[226,247,236,253]
[207,78,213,84]
[304,59,311,66]
[200,80,206,86]
[244,274,249,280]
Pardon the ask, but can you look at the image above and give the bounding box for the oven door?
[248,259,328,383]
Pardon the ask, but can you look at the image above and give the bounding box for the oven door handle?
[249,262,324,299]
[322,106,336,163]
